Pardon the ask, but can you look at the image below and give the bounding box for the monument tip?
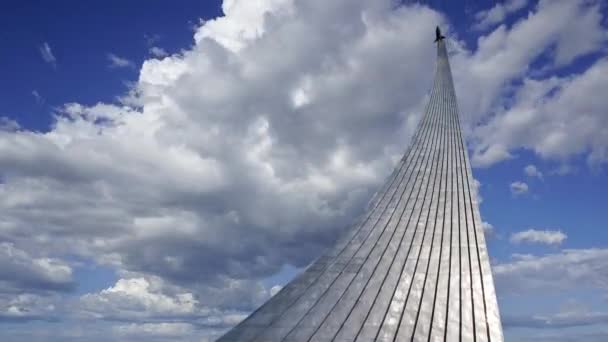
[434,26,445,43]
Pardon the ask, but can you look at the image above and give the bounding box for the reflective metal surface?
[218,38,504,342]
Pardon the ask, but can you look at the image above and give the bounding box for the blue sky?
[1,1,222,130]
[0,0,607,341]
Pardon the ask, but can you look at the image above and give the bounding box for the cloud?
[0,242,74,293]
[79,277,198,320]
[466,0,608,167]
[1,0,442,293]
[78,275,272,322]
[474,58,608,167]
[507,329,608,342]
[482,221,496,239]
[39,42,56,67]
[149,47,168,58]
[505,308,608,329]
[0,117,19,131]
[0,243,70,323]
[31,90,44,105]
[510,229,567,245]
[107,53,135,68]
[144,34,162,47]
[0,1,447,336]
[78,275,268,337]
[502,299,608,340]
[475,248,608,339]
[494,248,608,294]
[472,178,483,203]
[0,293,62,322]
[194,0,296,52]
[524,164,543,180]
[474,0,527,31]
[551,163,578,176]
[112,322,196,339]
[471,144,513,168]
[510,181,529,195]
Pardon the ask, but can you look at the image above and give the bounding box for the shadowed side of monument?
[218,27,503,342]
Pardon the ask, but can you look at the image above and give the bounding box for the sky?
[0,0,607,341]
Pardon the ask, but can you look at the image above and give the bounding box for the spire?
[218,28,504,342]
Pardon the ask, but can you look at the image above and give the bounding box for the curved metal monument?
[219,27,503,342]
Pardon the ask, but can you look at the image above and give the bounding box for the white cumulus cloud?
[80,277,198,320]
[510,229,567,245]
[524,164,543,180]
[474,0,528,31]
[510,181,529,195]
[107,53,135,68]
[0,242,74,293]
[494,248,608,294]
[149,47,168,58]
[467,0,608,167]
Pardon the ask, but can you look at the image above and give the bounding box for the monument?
[219,27,503,342]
